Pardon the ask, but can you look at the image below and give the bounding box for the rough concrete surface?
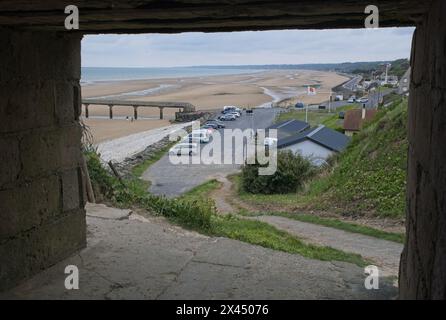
[85,202,131,220]
[1,203,397,300]
[0,1,427,32]
[399,0,446,299]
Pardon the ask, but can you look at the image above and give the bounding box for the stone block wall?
[399,0,446,299]
[0,30,86,290]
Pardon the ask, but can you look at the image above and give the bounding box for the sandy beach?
[81,70,348,143]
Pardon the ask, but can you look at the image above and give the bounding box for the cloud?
[81,27,415,67]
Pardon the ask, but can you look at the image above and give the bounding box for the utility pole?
[305,104,308,123]
[328,91,332,113]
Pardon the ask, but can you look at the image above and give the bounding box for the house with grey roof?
[398,67,411,95]
[277,125,350,166]
[266,119,310,139]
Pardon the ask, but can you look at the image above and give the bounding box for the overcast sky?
[82,27,414,67]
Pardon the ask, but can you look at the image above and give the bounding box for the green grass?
[230,174,404,243]
[89,161,369,266]
[254,99,408,218]
[179,178,370,265]
[276,104,359,129]
[304,99,408,218]
[180,179,222,202]
[87,141,371,267]
[268,213,404,243]
[211,214,368,267]
[229,174,308,207]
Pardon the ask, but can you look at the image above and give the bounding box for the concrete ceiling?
[0,1,429,33]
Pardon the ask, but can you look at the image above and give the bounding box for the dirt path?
[209,173,258,214]
[210,175,403,277]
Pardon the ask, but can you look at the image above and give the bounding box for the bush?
[241,150,315,194]
[85,151,115,198]
[85,150,214,230]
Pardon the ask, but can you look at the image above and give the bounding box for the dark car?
[318,105,326,110]
[338,111,345,119]
[202,123,218,130]
[295,102,304,109]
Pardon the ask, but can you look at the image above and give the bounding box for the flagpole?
[305,104,308,123]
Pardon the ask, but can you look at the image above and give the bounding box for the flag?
[307,86,317,96]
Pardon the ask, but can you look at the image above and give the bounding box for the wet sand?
[83,118,172,144]
[81,70,348,142]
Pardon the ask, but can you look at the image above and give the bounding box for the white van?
[169,143,199,156]
[223,105,241,113]
[264,137,278,147]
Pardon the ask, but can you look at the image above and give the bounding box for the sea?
[81,66,266,84]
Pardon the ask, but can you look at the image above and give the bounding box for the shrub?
[85,151,115,199]
[85,150,214,230]
[241,150,315,194]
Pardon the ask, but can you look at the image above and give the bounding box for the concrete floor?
[1,204,397,300]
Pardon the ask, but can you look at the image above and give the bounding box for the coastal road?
[317,87,394,111]
[342,75,362,91]
[142,108,280,197]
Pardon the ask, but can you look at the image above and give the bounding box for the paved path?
[255,215,403,277]
[210,175,403,277]
[1,204,396,300]
[142,108,279,197]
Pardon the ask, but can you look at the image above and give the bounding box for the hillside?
[196,58,409,74]
[306,99,408,218]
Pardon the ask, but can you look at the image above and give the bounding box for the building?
[380,75,399,86]
[343,107,378,136]
[277,125,350,166]
[266,119,310,139]
[398,67,411,95]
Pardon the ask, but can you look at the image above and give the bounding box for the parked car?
[295,102,304,109]
[169,143,199,156]
[357,97,369,103]
[338,111,345,119]
[318,105,326,110]
[201,123,218,130]
[219,114,236,121]
[182,131,210,143]
[246,109,253,115]
[347,96,356,103]
[264,137,278,147]
[206,120,225,128]
[223,106,241,113]
[228,111,241,118]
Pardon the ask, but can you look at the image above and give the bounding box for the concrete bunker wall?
[399,0,446,299]
[0,0,445,299]
[0,30,86,290]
